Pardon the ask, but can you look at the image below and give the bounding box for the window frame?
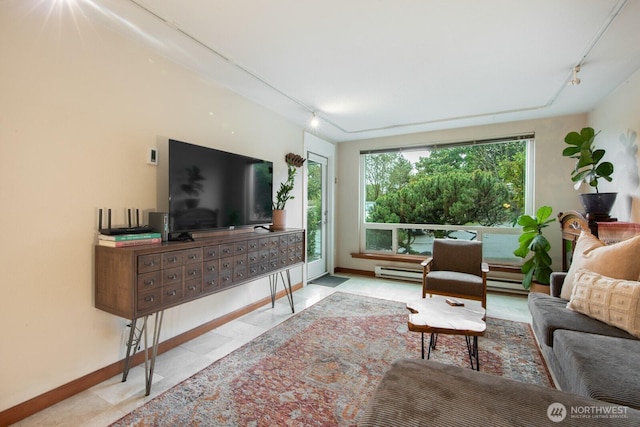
[359,135,535,264]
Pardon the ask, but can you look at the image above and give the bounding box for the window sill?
[350,252,522,273]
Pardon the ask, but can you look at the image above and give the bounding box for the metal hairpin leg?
[143,311,164,395]
[269,269,295,313]
[122,317,144,382]
[121,311,165,396]
[465,335,480,371]
[421,332,439,359]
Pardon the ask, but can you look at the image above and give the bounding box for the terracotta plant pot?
[529,282,550,295]
[271,209,286,230]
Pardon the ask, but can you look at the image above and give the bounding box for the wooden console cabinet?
[95,228,305,394]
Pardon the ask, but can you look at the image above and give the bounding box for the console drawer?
[162,266,183,286]
[203,245,220,261]
[138,254,161,274]
[184,248,202,264]
[137,289,162,312]
[184,277,202,298]
[162,284,183,305]
[185,264,202,280]
[137,271,161,291]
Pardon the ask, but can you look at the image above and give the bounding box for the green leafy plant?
[562,127,614,192]
[273,153,305,210]
[513,205,555,289]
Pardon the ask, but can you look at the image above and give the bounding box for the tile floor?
[12,275,530,427]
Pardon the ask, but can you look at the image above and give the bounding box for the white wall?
[589,67,640,222]
[0,2,304,411]
[335,115,588,274]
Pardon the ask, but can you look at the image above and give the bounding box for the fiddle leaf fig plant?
[513,205,555,289]
[562,127,614,192]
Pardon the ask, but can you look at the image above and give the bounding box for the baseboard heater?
[374,266,422,282]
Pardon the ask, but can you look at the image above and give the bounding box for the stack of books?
[98,232,162,247]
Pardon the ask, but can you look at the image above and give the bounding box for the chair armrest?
[421,257,433,274]
[550,272,567,298]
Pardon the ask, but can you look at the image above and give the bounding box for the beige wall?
[0,4,304,410]
[335,116,588,274]
[589,67,640,222]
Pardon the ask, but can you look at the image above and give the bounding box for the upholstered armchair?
[421,239,489,308]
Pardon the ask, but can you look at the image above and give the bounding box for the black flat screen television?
[158,139,273,235]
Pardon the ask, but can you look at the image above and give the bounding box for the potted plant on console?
[513,205,555,292]
[272,153,305,230]
[562,127,616,218]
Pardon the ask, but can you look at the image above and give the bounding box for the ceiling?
[77,0,640,142]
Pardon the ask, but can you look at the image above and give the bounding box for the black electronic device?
[157,139,274,234]
[149,211,170,241]
[98,208,153,235]
[99,226,154,236]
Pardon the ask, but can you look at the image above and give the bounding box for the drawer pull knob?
[190,270,197,276]
[169,274,177,280]
[167,290,177,296]
[208,266,215,272]
[145,279,155,286]
[189,285,196,290]
[144,260,156,266]
[189,254,197,260]
[144,296,155,302]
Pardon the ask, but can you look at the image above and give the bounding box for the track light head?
[310,113,319,128]
[568,65,581,86]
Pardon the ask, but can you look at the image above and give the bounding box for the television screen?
[164,139,273,233]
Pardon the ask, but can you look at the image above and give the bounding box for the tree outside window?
[363,140,527,255]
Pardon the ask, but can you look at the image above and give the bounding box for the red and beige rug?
[111,292,552,426]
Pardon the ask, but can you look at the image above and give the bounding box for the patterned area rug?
[111,292,552,427]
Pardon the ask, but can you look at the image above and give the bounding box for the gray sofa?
[360,359,640,426]
[528,272,640,410]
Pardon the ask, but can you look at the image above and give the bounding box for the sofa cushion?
[568,269,640,338]
[553,330,640,410]
[560,232,640,300]
[425,271,483,297]
[528,293,637,347]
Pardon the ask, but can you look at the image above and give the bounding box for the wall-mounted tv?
[157,139,273,236]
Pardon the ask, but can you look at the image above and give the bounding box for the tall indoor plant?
[562,127,616,215]
[271,153,305,230]
[513,205,555,290]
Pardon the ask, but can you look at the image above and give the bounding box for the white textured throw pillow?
[560,232,640,300]
[567,269,640,338]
